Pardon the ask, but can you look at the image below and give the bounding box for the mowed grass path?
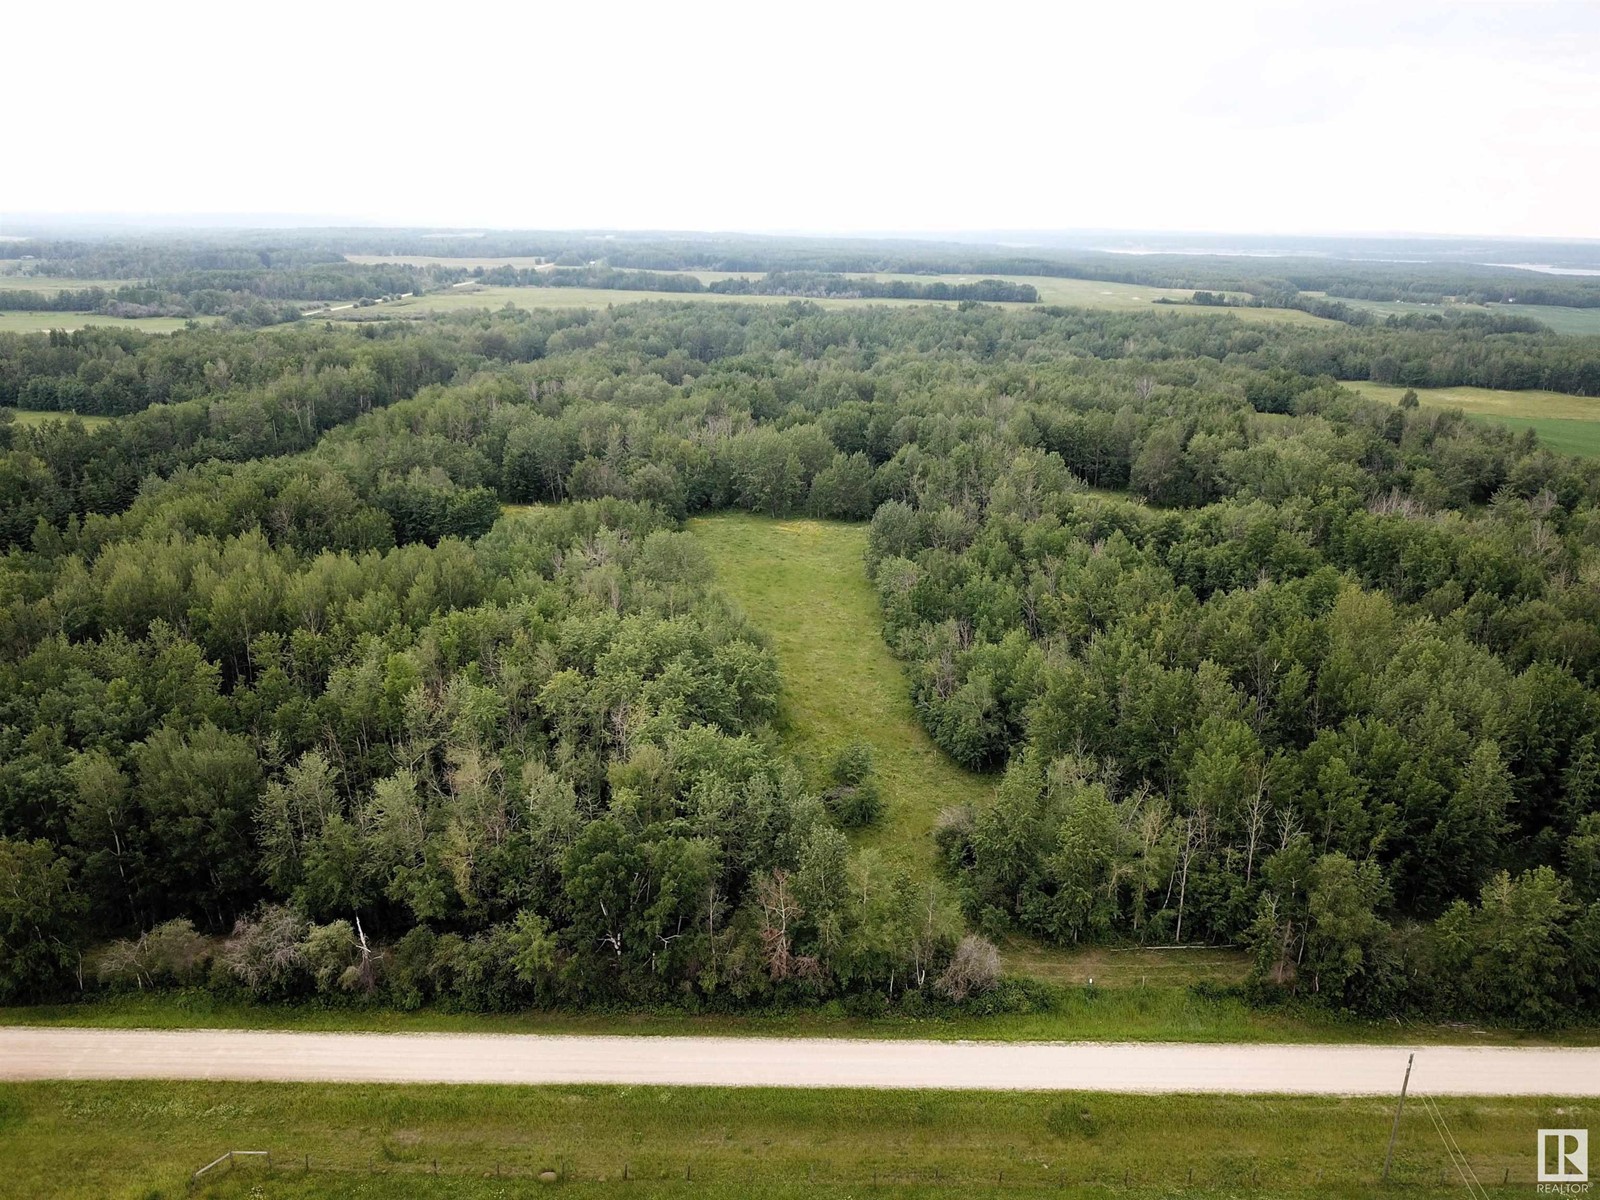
[689,514,993,878]
[1345,380,1600,458]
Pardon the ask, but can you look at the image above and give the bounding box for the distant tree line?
[12,232,1599,327]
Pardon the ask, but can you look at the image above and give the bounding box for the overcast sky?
[6,0,1599,239]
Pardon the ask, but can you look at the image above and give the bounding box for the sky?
[6,0,1600,239]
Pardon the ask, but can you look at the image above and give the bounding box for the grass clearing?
[1327,294,1600,336]
[7,408,115,429]
[1343,380,1600,457]
[1468,415,1600,458]
[689,514,993,882]
[0,275,138,294]
[999,941,1250,988]
[326,284,970,316]
[331,266,1332,325]
[0,311,213,334]
[0,1078,1581,1198]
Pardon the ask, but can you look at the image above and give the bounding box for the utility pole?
[1382,1052,1415,1183]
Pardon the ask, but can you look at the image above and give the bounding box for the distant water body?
[1484,262,1600,277]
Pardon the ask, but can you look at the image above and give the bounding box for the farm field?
[0,1077,1578,1199]
[689,515,993,883]
[338,261,1332,324]
[325,284,918,315]
[0,311,212,334]
[1344,380,1600,456]
[330,280,1331,324]
[346,254,761,286]
[848,272,1331,324]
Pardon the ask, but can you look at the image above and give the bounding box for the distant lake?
[1485,262,1600,277]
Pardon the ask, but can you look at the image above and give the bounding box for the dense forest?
[2,295,1599,1026]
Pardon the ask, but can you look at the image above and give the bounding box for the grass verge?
[7,975,1598,1049]
[0,1078,1581,1198]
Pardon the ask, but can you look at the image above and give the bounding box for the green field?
[0,275,137,294]
[333,263,1331,325]
[689,515,993,881]
[1344,380,1600,457]
[0,311,211,334]
[0,1078,1577,1199]
[1327,294,1600,336]
[8,408,115,429]
[326,284,912,316]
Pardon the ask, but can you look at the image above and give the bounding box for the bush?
[96,919,212,991]
[220,905,309,998]
[936,934,1001,1001]
[824,740,884,827]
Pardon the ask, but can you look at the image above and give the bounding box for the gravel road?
[4,1027,1597,1094]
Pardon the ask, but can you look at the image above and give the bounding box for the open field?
[689,515,994,881]
[1327,294,1600,336]
[0,1077,1582,1199]
[326,284,910,315]
[1467,415,1600,458]
[0,311,212,334]
[346,254,761,286]
[1344,380,1600,457]
[0,275,137,294]
[336,262,1332,325]
[7,408,115,429]
[847,272,1328,325]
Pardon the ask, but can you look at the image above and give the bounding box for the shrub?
[936,934,1001,1001]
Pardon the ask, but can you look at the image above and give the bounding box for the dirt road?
[3,1027,1596,1094]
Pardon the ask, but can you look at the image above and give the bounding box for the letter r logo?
[1538,1129,1588,1182]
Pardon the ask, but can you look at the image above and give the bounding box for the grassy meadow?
[330,262,1331,325]
[0,275,137,294]
[1327,294,1600,336]
[8,408,115,429]
[0,1078,1580,1199]
[689,514,994,882]
[0,312,211,334]
[324,284,897,316]
[1344,380,1600,457]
